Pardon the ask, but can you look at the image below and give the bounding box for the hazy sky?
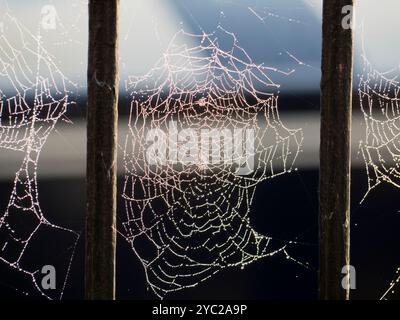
[1,0,399,92]
[307,0,400,72]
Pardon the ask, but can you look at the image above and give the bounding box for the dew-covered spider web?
[358,53,400,300]
[359,58,400,203]
[121,27,306,298]
[0,12,79,299]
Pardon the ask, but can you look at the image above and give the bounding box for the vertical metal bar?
[85,0,119,300]
[320,0,354,300]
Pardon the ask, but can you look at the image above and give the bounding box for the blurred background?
[0,0,400,300]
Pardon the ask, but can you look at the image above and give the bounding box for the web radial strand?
[0,14,79,299]
[122,28,304,298]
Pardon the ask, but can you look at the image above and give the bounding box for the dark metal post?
[86,0,119,300]
[320,0,354,300]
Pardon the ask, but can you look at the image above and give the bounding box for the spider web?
[359,58,400,202]
[0,13,79,299]
[121,27,305,298]
[358,53,400,299]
